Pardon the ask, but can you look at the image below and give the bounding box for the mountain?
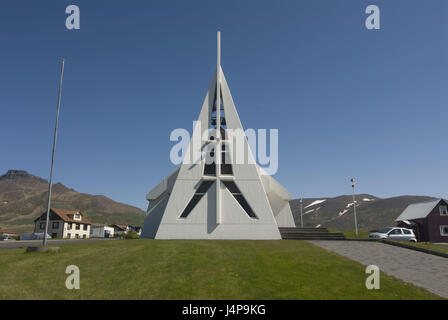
[0,170,146,233]
[289,194,436,231]
[1,169,437,234]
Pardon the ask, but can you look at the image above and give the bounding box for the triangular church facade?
[141,32,295,239]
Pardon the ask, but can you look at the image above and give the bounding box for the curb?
[339,237,448,258]
[379,240,448,259]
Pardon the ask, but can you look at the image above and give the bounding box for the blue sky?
[1,0,447,210]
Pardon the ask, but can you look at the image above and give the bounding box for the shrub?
[122,231,139,240]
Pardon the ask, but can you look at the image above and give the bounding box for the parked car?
[20,233,51,240]
[1,236,16,241]
[369,227,417,242]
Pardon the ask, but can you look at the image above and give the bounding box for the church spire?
[216,31,222,224]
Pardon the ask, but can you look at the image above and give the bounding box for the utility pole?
[300,198,303,228]
[350,178,358,237]
[43,58,65,247]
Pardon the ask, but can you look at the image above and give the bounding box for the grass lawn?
[0,240,441,299]
[329,229,371,239]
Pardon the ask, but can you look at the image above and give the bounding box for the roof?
[395,199,445,221]
[110,224,128,231]
[0,229,17,234]
[36,208,91,224]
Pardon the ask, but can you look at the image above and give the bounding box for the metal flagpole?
[300,198,303,228]
[43,58,65,247]
[216,31,221,224]
[351,178,358,237]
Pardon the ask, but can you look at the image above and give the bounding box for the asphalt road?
[309,240,448,299]
[0,238,112,249]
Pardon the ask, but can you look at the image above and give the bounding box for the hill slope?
[290,194,436,231]
[0,170,146,233]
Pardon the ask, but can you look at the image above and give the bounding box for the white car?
[369,227,417,242]
[1,236,16,241]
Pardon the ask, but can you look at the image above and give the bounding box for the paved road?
[309,240,448,298]
[0,238,112,249]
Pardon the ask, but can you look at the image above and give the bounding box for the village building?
[109,224,129,236]
[34,208,91,239]
[0,229,18,239]
[396,199,448,243]
[90,225,114,238]
[129,226,142,236]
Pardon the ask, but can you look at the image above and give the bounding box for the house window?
[75,234,79,238]
[83,234,87,239]
[40,222,45,229]
[75,224,80,230]
[83,224,88,231]
[52,222,59,229]
[67,233,71,238]
[52,233,57,238]
[440,205,448,216]
[67,223,72,230]
[440,226,448,236]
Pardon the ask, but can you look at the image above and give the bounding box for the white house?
[90,225,114,238]
[109,224,129,236]
[34,208,91,239]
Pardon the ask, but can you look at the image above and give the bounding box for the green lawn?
[328,228,371,239]
[343,230,371,239]
[0,240,441,299]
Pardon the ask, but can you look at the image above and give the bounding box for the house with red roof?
[34,208,91,239]
[109,224,129,236]
[0,229,18,239]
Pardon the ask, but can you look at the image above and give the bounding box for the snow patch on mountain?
[305,199,326,209]
[345,201,359,208]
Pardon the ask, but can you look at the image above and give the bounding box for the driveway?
[309,240,448,298]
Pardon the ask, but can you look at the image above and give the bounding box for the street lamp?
[350,178,358,237]
[300,198,303,228]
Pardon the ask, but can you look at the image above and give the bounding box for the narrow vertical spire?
[216,31,221,224]
[217,31,221,72]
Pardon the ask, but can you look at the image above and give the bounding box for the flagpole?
[43,58,65,247]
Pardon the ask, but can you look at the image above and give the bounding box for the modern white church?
[141,32,295,239]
